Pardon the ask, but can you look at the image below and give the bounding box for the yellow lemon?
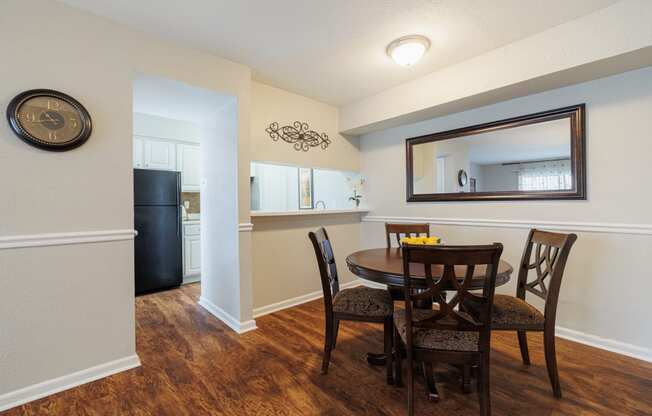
[400,236,441,245]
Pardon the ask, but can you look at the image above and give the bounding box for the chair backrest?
[385,222,430,248]
[308,227,340,311]
[401,243,503,351]
[516,229,577,323]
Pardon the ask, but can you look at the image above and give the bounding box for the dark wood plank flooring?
[3,283,651,415]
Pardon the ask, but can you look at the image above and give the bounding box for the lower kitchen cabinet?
[183,222,201,280]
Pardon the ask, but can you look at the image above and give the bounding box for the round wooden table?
[346,248,513,290]
[345,248,513,398]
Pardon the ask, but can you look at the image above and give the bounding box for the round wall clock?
[6,89,92,151]
[458,169,468,187]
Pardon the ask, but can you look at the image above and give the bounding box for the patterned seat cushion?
[393,309,479,352]
[488,295,545,329]
[332,287,393,317]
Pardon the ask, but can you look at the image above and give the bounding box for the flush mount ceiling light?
[386,35,431,67]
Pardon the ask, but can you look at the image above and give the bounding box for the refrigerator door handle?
[177,205,181,237]
[177,172,181,238]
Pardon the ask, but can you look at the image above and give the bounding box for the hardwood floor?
[4,283,651,415]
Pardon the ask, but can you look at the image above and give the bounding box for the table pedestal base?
[366,353,440,398]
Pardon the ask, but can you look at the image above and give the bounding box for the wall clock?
[6,89,92,151]
[458,169,468,187]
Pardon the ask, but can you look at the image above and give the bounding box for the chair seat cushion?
[393,309,479,352]
[490,295,545,329]
[332,287,393,317]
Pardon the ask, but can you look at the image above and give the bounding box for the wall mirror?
[406,104,586,202]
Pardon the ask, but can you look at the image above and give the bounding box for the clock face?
[7,90,92,151]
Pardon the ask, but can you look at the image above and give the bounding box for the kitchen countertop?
[250,208,369,217]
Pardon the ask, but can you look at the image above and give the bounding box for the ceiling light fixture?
[386,35,430,67]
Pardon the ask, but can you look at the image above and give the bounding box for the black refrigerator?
[134,169,182,295]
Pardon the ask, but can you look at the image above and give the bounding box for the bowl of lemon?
[399,236,441,246]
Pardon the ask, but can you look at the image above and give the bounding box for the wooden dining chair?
[308,227,394,384]
[394,243,503,416]
[385,222,430,248]
[385,223,430,302]
[468,229,577,398]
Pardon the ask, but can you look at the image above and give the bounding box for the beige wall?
[0,0,252,403]
[250,82,361,310]
[359,67,652,355]
[251,82,359,171]
[252,215,363,311]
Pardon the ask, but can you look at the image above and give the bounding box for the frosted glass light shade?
[386,35,430,67]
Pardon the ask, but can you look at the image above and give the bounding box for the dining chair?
[385,222,430,302]
[394,243,503,416]
[385,222,430,248]
[308,227,394,384]
[468,229,577,398]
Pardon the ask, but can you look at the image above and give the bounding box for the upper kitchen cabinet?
[133,136,201,192]
[177,144,201,191]
[143,138,177,171]
[132,113,201,185]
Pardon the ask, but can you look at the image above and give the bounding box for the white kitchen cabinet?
[133,138,201,188]
[183,222,201,279]
[177,144,201,191]
[184,235,201,277]
[133,137,144,168]
[143,139,176,171]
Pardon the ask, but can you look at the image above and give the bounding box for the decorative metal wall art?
[266,121,330,151]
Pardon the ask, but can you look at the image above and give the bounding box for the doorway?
[132,74,242,322]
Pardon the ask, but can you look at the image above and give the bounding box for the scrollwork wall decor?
[265,121,331,151]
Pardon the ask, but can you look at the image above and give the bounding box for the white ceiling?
[62,0,617,106]
[133,74,232,123]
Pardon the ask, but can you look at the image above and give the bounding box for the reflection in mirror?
[407,105,585,201]
[412,118,571,194]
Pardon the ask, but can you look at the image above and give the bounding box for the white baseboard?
[555,326,652,363]
[253,279,383,318]
[252,280,652,364]
[0,354,141,412]
[198,296,257,334]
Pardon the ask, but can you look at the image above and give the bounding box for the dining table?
[345,247,514,399]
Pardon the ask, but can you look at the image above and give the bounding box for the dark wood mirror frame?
[406,104,586,202]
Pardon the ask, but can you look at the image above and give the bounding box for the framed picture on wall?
[298,167,314,209]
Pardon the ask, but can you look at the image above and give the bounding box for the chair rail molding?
[362,216,652,236]
[0,229,137,250]
[238,223,254,232]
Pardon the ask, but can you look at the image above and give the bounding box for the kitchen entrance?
[131,74,241,320]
